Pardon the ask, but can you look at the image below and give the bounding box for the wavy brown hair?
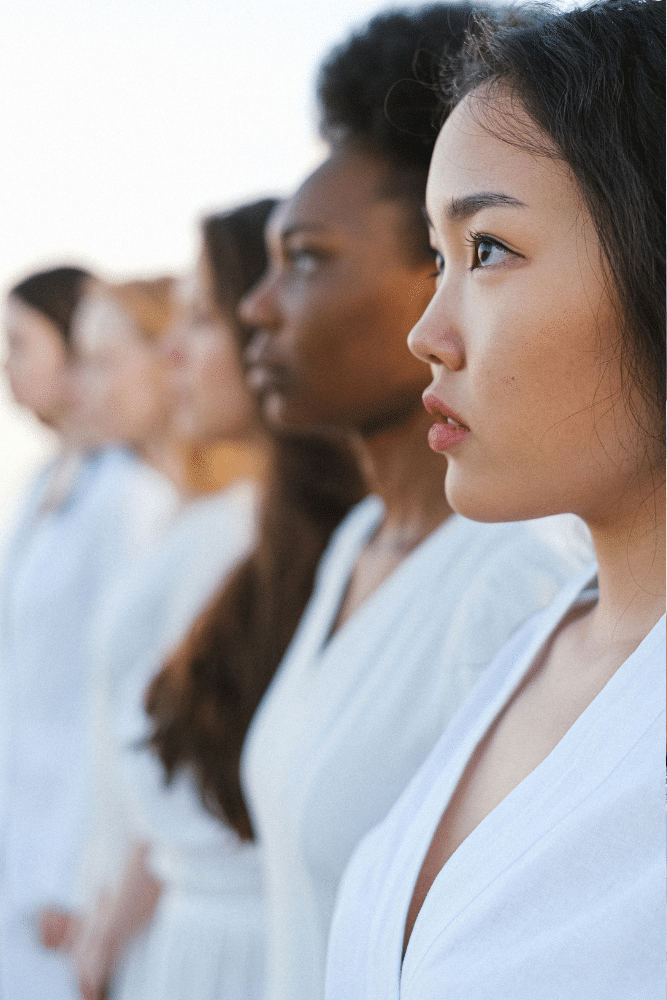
[145,203,366,840]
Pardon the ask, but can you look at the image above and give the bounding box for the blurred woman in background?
[71,200,365,1000]
[67,259,251,995]
[0,267,178,1000]
[72,274,189,502]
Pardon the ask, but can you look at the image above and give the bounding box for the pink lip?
[422,393,470,453]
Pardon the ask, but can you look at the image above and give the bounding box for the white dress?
[241,496,593,1000]
[325,569,666,999]
[86,482,266,1000]
[0,447,178,1000]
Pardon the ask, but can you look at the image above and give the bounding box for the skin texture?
[408,92,654,529]
[4,295,71,427]
[72,291,172,451]
[240,146,437,437]
[403,88,665,953]
[165,253,257,445]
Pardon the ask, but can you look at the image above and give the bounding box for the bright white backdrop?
[0,0,564,544]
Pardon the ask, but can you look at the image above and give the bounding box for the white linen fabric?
[325,569,666,1000]
[241,496,593,1000]
[0,447,178,1000]
[86,482,265,1000]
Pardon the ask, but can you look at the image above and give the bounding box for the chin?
[261,389,290,428]
[444,469,559,525]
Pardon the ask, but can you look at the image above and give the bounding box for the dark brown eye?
[472,237,511,269]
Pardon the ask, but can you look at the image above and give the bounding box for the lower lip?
[428,421,470,452]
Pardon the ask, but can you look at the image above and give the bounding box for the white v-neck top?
[242,497,593,1000]
[325,569,666,1000]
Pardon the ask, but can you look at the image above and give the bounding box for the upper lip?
[245,333,285,371]
[244,336,293,387]
[422,393,469,430]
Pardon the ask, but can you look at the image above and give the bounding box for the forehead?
[268,149,390,241]
[426,91,579,226]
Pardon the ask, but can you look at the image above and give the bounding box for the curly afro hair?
[316,4,480,257]
[319,6,484,164]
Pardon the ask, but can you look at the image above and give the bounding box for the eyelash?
[465,232,516,270]
[431,233,519,277]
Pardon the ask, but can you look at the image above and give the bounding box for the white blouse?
[326,569,665,1000]
[85,482,266,1000]
[0,447,178,1000]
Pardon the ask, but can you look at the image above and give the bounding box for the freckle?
[407,276,432,303]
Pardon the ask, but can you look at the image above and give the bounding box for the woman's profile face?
[408,89,653,524]
[166,253,257,445]
[72,291,171,448]
[240,147,437,436]
[4,295,71,426]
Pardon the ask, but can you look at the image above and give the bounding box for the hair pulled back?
[10,266,91,347]
[441,0,665,433]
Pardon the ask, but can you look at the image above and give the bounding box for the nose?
[238,271,279,331]
[407,289,465,373]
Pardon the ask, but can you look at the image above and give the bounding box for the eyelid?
[284,240,329,257]
[467,232,523,269]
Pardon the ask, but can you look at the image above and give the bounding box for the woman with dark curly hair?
[326,2,665,997]
[238,6,592,1000]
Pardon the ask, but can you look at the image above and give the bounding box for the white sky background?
[0,0,568,544]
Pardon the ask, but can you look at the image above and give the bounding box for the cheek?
[201,341,240,393]
[32,348,66,387]
[470,290,594,420]
[289,285,366,367]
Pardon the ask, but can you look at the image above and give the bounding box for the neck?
[585,471,665,645]
[357,406,453,548]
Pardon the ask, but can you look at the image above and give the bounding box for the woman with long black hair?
[326,3,665,996]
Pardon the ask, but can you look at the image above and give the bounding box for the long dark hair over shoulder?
[145,203,366,841]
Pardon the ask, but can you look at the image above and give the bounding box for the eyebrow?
[447,192,526,223]
[280,222,328,242]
